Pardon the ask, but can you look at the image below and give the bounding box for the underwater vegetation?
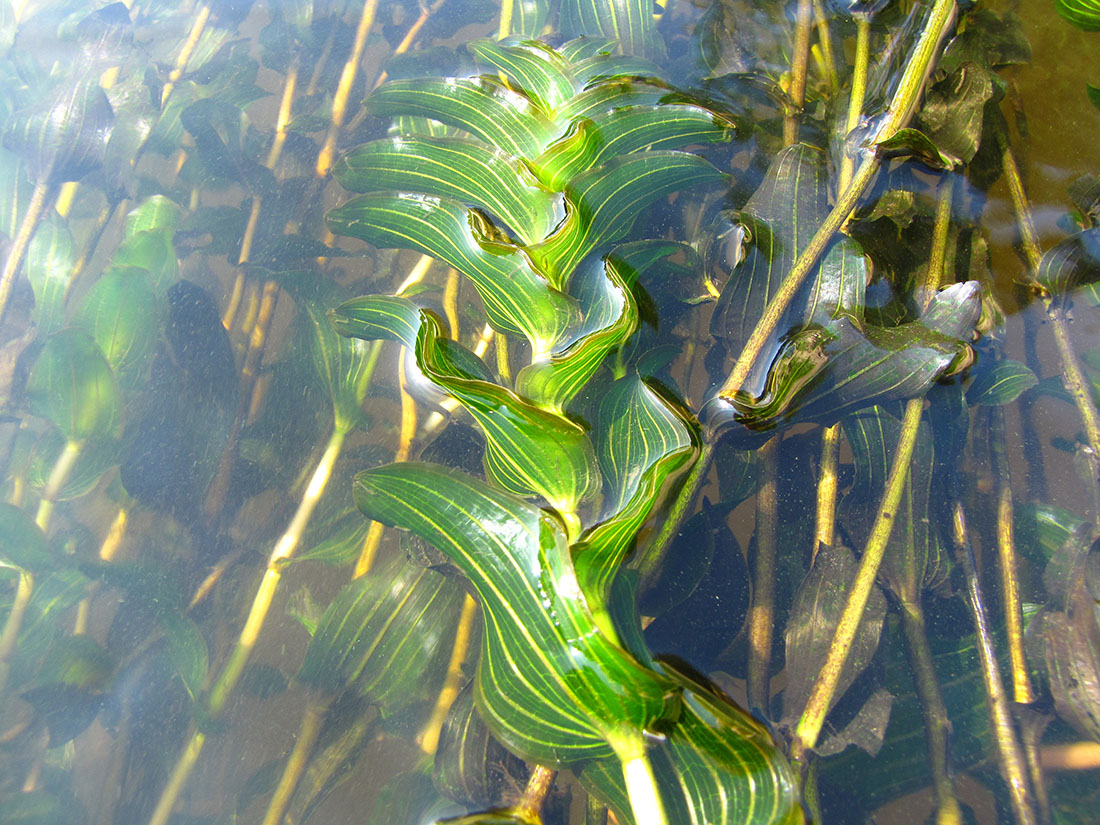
[1,0,1100,823]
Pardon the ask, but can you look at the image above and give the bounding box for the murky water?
[1,2,1099,824]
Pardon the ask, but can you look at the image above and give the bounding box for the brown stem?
[783,0,814,146]
[260,695,329,825]
[747,437,779,713]
[898,592,962,825]
[949,502,1039,825]
[316,0,381,177]
[0,180,53,327]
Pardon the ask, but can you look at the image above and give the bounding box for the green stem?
[35,438,83,532]
[989,405,1034,705]
[611,731,667,825]
[794,169,954,761]
[0,570,34,697]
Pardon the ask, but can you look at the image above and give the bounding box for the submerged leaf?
[354,462,674,765]
[780,543,887,729]
[710,282,980,439]
[298,555,466,710]
[27,328,121,443]
[1056,0,1100,31]
[0,503,50,571]
[1035,228,1100,296]
[3,78,114,185]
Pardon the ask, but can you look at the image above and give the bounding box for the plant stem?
[783,0,813,147]
[949,502,1038,825]
[418,592,478,754]
[997,127,1100,489]
[811,0,839,95]
[209,425,347,715]
[792,395,923,761]
[0,570,34,697]
[611,731,667,825]
[812,424,840,564]
[498,0,514,39]
[989,406,1034,704]
[747,437,778,713]
[316,0,380,177]
[720,0,957,402]
[260,695,329,825]
[515,764,556,822]
[161,3,210,107]
[793,168,954,761]
[35,438,83,532]
[0,180,52,328]
[898,592,962,825]
[147,425,348,825]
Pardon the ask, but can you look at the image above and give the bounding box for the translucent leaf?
[24,215,74,335]
[27,328,121,443]
[965,358,1038,406]
[0,503,50,572]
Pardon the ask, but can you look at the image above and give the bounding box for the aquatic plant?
[0,1,1099,825]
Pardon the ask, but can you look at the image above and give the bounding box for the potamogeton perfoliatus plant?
[324,36,803,825]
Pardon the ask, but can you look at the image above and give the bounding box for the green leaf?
[713,282,980,438]
[874,127,958,170]
[711,144,830,348]
[532,105,733,192]
[27,328,122,443]
[434,680,529,808]
[366,77,553,159]
[416,314,599,516]
[0,503,50,571]
[353,462,675,764]
[124,194,183,237]
[1088,83,1100,111]
[965,358,1038,406]
[529,151,724,290]
[72,269,160,390]
[514,255,637,412]
[4,77,114,184]
[296,514,370,566]
[158,612,209,702]
[469,38,576,114]
[560,0,666,60]
[326,191,576,350]
[596,376,695,518]
[328,294,422,348]
[24,215,75,335]
[300,292,376,432]
[107,230,180,295]
[298,555,466,709]
[1056,0,1100,31]
[580,660,803,825]
[1036,228,1100,295]
[332,135,560,245]
[504,0,550,37]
